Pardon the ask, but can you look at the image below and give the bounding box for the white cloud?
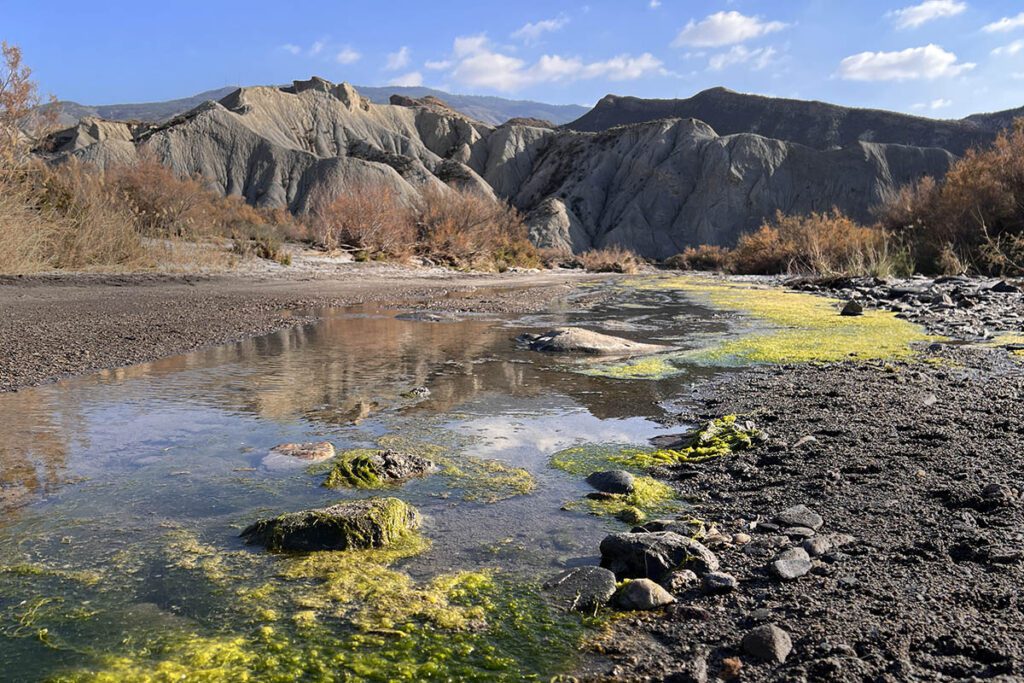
[912,98,953,110]
[708,45,777,71]
[385,46,411,71]
[309,40,325,56]
[992,39,1024,56]
[335,47,361,64]
[837,44,975,81]
[649,0,661,7]
[888,0,967,29]
[983,12,1024,33]
[672,11,787,48]
[424,59,453,70]
[388,71,423,87]
[280,43,302,55]
[448,35,662,91]
[511,16,569,44]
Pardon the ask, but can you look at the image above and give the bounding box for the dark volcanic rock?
[586,470,636,494]
[742,624,793,664]
[543,566,617,613]
[600,531,720,580]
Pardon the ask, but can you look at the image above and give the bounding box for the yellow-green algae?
[552,417,761,522]
[987,333,1024,357]
[577,353,686,381]
[552,416,762,475]
[623,275,938,364]
[14,525,590,682]
[320,436,535,503]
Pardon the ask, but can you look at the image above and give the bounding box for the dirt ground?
[0,264,603,392]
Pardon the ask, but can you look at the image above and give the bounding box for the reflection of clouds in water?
[455,410,672,468]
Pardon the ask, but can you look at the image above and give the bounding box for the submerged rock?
[518,327,668,356]
[324,449,438,489]
[543,566,617,613]
[600,531,719,580]
[616,578,676,610]
[240,497,420,551]
[262,442,336,470]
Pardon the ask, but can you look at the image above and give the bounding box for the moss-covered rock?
[240,498,420,552]
[323,449,439,489]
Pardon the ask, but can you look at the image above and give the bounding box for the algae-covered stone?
[240,498,420,551]
[323,449,438,489]
[519,327,668,356]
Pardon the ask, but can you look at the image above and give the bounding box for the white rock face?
[47,79,955,257]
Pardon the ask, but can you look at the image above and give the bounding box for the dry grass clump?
[730,210,909,276]
[878,120,1024,276]
[415,186,540,271]
[576,246,643,274]
[309,183,540,271]
[663,245,732,272]
[309,183,416,260]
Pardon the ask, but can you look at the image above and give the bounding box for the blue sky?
[6,0,1024,117]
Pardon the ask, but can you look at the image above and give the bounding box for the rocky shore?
[574,277,1024,682]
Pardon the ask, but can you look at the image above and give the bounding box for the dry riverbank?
[0,264,605,392]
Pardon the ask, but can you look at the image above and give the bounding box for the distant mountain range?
[565,87,1020,156]
[50,85,589,127]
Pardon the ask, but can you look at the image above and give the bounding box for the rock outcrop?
[43,78,958,258]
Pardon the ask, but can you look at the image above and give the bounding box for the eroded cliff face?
[43,79,953,258]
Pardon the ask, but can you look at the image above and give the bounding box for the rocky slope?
[44,79,954,258]
[566,87,1007,156]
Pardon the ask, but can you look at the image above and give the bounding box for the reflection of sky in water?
[0,284,736,679]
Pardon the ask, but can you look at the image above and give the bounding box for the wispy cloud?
[280,43,302,55]
[388,71,423,87]
[992,39,1024,56]
[983,11,1024,33]
[672,11,787,48]
[912,98,953,110]
[335,47,361,65]
[888,0,966,29]
[837,44,975,81]
[708,45,778,71]
[511,16,569,44]
[448,35,663,92]
[424,60,453,70]
[385,46,411,71]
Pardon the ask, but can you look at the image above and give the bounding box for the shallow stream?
[0,276,933,681]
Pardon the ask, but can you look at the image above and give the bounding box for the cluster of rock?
[795,275,1024,340]
[42,78,955,258]
[545,501,851,670]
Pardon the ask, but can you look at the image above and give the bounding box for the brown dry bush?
[308,183,416,260]
[664,244,732,271]
[879,120,1024,275]
[415,186,540,271]
[576,245,643,274]
[731,209,911,277]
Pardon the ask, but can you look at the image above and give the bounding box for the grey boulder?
[616,578,676,611]
[742,624,793,664]
[586,470,636,494]
[520,327,668,356]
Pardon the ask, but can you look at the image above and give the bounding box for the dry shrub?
[731,209,910,277]
[308,183,416,260]
[0,161,148,273]
[576,246,643,274]
[879,120,1024,275]
[415,186,540,271]
[664,244,732,271]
